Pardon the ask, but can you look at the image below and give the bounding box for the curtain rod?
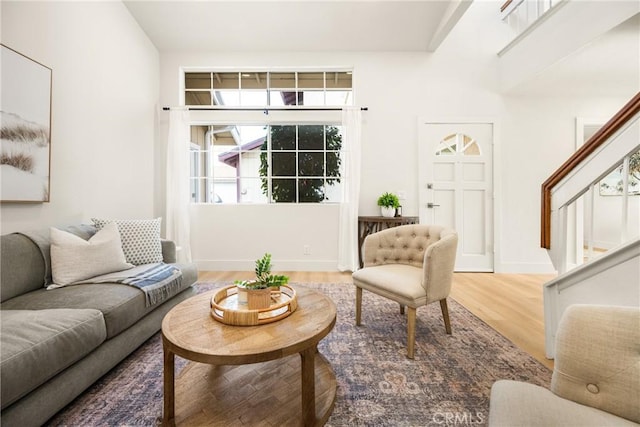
[162,106,367,112]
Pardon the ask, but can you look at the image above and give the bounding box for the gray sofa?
[0,226,198,426]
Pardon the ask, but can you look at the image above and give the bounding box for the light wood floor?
[198,270,556,369]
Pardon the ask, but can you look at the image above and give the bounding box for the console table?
[358,216,419,268]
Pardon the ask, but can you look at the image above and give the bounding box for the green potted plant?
[377,192,400,217]
[235,253,289,310]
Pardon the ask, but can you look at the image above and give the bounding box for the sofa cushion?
[50,222,133,287]
[91,218,163,265]
[0,309,106,409]
[353,264,426,306]
[2,285,150,339]
[489,380,638,426]
[0,263,197,339]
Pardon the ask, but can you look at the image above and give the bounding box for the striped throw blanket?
[77,263,183,307]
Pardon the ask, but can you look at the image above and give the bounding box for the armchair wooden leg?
[440,299,452,334]
[356,287,362,326]
[407,307,416,359]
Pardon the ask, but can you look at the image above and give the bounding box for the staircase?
[541,93,640,358]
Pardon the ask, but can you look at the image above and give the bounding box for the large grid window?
[190,124,344,204]
[186,69,352,204]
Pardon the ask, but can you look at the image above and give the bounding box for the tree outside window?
[259,125,342,202]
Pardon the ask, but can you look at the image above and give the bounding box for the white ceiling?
[123,1,638,97]
[123,0,466,52]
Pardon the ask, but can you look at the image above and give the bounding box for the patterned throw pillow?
[91,218,163,265]
[50,222,133,286]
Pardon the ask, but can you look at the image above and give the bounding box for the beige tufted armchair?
[489,304,640,426]
[352,224,458,359]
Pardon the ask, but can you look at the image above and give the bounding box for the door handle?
[427,203,440,208]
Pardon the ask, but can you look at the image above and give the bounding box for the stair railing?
[541,93,640,358]
[541,93,640,266]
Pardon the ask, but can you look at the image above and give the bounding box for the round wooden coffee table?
[161,285,337,426]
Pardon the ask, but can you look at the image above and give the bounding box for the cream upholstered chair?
[352,224,458,359]
[489,304,640,426]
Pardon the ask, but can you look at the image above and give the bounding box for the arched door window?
[435,133,481,156]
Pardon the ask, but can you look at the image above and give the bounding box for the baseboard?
[495,262,557,274]
[195,259,339,272]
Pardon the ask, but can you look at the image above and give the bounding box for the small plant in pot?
[377,192,400,218]
[235,253,289,310]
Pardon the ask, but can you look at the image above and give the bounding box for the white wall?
[160,52,454,270]
[157,3,489,271]
[157,2,505,271]
[499,96,634,272]
[157,1,638,272]
[0,3,634,274]
[0,1,159,234]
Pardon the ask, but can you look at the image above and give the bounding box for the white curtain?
[337,107,362,272]
[166,110,192,263]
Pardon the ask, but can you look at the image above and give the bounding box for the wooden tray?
[210,285,298,326]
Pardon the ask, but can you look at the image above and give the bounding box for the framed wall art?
[1,44,52,202]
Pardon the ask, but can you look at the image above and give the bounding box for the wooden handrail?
[500,0,513,13]
[541,92,640,249]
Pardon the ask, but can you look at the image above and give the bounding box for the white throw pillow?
[91,217,163,265]
[50,222,133,286]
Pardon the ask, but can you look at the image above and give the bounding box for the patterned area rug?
[46,282,551,426]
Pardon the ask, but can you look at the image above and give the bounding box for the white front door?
[418,122,494,271]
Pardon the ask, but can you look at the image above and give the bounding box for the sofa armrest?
[161,239,177,263]
[361,232,382,267]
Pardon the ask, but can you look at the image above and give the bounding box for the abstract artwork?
[1,44,52,202]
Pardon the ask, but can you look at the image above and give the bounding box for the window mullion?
[324,125,328,201]
[267,125,273,203]
[295,125,299,203]
[323,71,327,106]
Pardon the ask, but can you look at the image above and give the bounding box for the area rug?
[46,282,551,426]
